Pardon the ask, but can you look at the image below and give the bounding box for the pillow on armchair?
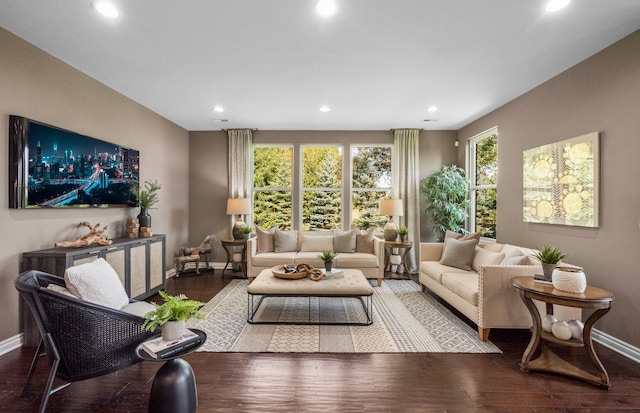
[64,258,130,310]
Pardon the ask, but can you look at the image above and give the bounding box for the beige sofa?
[420,237,579,341]
[247,229,385,285]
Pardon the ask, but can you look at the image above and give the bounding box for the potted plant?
[136,179,162,228]
[241,225,252,240]
[318,250,337,272]
[532,245,567,280]
[397,226,409,242]
[422,165,470,241]
[142,291,205,341]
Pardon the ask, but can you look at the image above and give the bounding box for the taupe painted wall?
[0,29,190,342]
[458,30,640,347]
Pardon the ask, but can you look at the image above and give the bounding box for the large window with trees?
[351,146,392,230]
[468,128,498,239]
[302,146,343,230]
[253,146,293,229]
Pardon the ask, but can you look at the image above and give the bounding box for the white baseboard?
[0,333,23,356]
[167,261,228,278]
[592,328,640,364]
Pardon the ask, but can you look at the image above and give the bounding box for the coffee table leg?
[148,358,197,413]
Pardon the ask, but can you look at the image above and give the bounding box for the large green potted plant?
[142,291,205,341]
[422,165,471,241]
[532,245,567,280]
[136,179,162,228]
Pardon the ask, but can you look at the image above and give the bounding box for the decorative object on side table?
[227,198,251,240]
[318,250,337,272]
[54,221,113,248]
[421,165,470,241]
[397,226,408,242]
[379,198,403,241]
[136,179,162,232]
[241,225,252,240]
[142,291,205,341]
[552,266,587,293]
[532,245,567,281]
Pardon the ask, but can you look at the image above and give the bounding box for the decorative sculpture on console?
[55,221,113,248]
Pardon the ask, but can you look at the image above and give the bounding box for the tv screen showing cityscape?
[9,115,140,208]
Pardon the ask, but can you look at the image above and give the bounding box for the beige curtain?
[227,129,253,234]
[393,129,421,273]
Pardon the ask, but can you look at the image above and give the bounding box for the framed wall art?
[523,132,599,227]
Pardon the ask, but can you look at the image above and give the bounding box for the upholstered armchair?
[15,269,157,413]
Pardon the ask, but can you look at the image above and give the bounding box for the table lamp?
[379,198,403,241]
[227,198,251,240]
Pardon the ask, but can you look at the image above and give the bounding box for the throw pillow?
[333,230,356,253]
[255,225,276,253]
[274,229,297,252]
[444,230,481,243]
[501,249,529,265]
[64,258,130,310]
[439,238,478,271]
[300,234,334,252]
[351,225,375,254]
[472,247,505,272]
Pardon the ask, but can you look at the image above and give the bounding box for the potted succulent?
[142,291,205,341]
[532,245,567,281]
[318,250,337,272]
[136,179,162,228]
[397,226,409,242]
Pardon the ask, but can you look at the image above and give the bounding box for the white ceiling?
[1,1,640,131]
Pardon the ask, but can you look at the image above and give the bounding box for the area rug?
[186,279,501,353]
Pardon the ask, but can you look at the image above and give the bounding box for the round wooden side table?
[221,238,247,277]
[511,276,614,388]
[383,240,413,277]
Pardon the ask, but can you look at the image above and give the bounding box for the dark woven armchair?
[15,270,157,413]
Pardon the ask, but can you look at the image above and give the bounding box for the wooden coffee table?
[247,268,373,325]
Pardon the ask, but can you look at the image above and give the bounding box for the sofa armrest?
[420,242,443,262]
[477,265,541,330]
[246,237,257,277]
[373,237,385,281]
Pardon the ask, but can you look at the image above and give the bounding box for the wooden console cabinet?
[20,235,166,346]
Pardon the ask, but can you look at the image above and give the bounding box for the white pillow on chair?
[64,258,130,310]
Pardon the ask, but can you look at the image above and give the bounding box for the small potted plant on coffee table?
[532,245,567,281]
[142,291,206,341]
[318,250,337,272]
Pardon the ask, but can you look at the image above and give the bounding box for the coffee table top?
[248,268,373,296]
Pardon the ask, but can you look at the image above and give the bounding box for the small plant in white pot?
[142,291,205,341]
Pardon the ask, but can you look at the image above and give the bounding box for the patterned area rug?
[186,279,501,353]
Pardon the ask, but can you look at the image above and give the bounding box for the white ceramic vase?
[552,267,587,293]
[162,320,186,341]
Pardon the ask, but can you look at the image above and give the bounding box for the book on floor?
[141,329,202,359]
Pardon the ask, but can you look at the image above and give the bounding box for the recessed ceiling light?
[92,1,119,18]
[213,106,224,113]
[212,119,229,123]
[427,106,438,112]
[319,106,331,112]
[314,0,338,17]
[545,0,570,12]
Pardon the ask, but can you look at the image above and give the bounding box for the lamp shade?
[379,198,403,217]
[226,198,251,215]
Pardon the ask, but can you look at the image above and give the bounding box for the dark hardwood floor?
[2,270,640,412]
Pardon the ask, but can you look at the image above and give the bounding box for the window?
[351,146,392,230]
[469,128,498,239]
[252,146,293,229]
[302,146,342,230]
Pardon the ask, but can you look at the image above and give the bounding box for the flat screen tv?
[9,115,140,208]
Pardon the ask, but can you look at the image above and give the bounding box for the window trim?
[467,127,498,240]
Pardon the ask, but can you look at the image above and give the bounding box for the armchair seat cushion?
[120,301,156,317]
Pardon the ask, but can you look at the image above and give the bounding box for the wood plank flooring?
[2,270,640,412]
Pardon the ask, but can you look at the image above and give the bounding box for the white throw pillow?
[300,235,334,252]
[64,258,130,310]
[472,247,505,272]
[274,229,297,252]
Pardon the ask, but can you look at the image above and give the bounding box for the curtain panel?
[227,129,253,235]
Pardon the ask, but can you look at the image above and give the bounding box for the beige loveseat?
[420,233,579,341]
[247,228,385,285]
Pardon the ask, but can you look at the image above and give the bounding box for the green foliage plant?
[318,250,337,263]
[532,245,567,264]
[138,179,162,209]
[142,291,205,332]
[241,225,252,234]
[397,226,409,236]
[422,165,471,241]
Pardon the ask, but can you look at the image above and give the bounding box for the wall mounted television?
[9,115,140,209]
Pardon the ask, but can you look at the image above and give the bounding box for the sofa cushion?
[334,253,379,268]
[440,238,478,271]
[300,234,333,252]
[333,230,356,253]
[420,260,474,284]
[64,258,129,310]
[478,241,504,252]
[441,272,479,306]
[274,229,297,252]
[292,252,325,268]
[252,251,298,267]
[256,225,276,253]
[472,247,505,272]
[502,244,537,265]
[352,226,375,254]
[444,230,481,243]
[500,249,529,265]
